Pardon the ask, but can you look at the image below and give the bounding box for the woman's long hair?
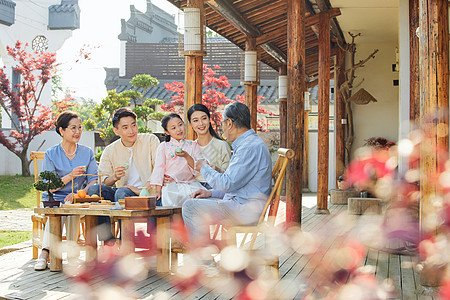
[161,113,183,142]
[187,104,222,140]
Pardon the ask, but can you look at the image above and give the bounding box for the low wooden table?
[34,206,182,273]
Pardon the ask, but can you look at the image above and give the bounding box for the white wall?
[0,130,95,176]
[350,42,399,157]
[0,0,73,126]
[307,131,336,192]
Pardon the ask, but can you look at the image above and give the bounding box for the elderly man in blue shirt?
[184,101,272,242]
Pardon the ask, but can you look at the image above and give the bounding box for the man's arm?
[200,146,264,193]
[98,147,121,187]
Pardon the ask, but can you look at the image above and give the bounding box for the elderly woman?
[34,111,98,271]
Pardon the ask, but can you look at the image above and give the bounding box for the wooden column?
[245,38,258,131]
[279,65,287,148]
[418,0,449,287]
[335,49,346,180]
[184,0,205,140]
[185,56,204,140]
[435,0,449,154]
[316,12,330,214]
[286,0,305,225]
[409,0,420,124]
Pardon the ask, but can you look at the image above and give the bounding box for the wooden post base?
[314,208,330,215]
[348,198,382,215]
[329,189,360,205]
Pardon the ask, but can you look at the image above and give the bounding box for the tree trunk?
[19,151,31,177]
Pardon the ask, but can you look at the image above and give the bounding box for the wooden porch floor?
[0,194,437,299]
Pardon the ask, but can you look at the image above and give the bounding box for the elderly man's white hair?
[222,102,251,129]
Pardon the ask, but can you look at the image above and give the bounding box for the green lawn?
[0,175,36,210]
[0,230,32,249]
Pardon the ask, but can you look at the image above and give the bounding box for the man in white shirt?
[88,107,160,240]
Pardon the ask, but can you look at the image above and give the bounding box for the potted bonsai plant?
[34,171,65,206]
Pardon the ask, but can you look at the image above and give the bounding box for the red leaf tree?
[0,41,57,176]
[161,64,273,131]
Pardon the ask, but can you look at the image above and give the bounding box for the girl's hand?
[175,150,190,158]
[64,193,76,203]
[70,166,86,177]
[153,185,162,200]
[163,174,174,186]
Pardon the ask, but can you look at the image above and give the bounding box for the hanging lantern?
[244,51,257,82]
[304,91,311,111]
[278,75,288,99]
[179,7,206,56]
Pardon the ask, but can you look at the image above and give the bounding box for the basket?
[70,173,104,203]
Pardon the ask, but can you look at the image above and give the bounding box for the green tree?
[71,98,97,122]
[127,74,164,128]
[92,90,130,144]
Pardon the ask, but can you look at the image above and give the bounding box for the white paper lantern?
[184,8,201,51]
[244,51,257,82]
[304,91,311,111]
[278,75,288,99]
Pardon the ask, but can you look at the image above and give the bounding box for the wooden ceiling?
[167,0,346,81]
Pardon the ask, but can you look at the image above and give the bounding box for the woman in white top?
[187,104,232,188]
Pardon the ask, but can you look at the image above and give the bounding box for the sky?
[56,0,179,102]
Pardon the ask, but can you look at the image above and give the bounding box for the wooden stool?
[329,189,360,205]
[348,197,382,215]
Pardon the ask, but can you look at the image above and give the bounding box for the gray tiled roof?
[115,84,279,105]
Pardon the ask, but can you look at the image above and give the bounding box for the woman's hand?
[163,174,174,186]
[64,193,76,203]
[70,166,86,177]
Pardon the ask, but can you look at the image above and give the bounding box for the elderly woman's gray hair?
[222,102,251,129]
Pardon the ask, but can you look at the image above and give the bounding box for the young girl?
[150,113,206,206]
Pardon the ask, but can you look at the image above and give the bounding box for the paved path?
[0,210,33,231]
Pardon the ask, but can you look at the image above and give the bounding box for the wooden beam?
[206,0,259,37]
[335,49,346,181]
[305,8,341,27]
[314,0,346,46]
[316,12,330,214]
[279,65,287,148]
[254,8,340,46]
[205,0,287,64]
[286,0,305,225]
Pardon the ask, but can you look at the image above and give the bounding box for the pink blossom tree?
[0,41,57,176]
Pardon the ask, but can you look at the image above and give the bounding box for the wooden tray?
[73,196,103,203]
[124,196,156,210]
[61,203,89,208]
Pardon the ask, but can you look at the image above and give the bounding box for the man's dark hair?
[55,110,80,136]
[222,102,251,129]
[112,107,137,128]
